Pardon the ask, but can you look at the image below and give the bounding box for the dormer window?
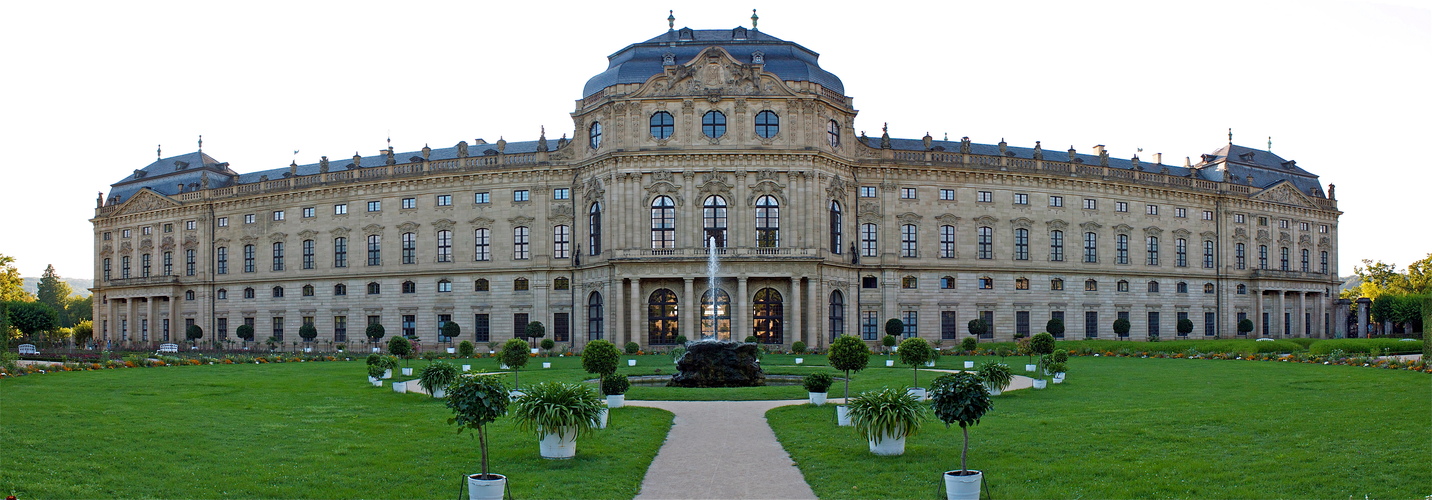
[1239,151,1256,161]
[733,27,748,39]
[678,28,693,40]
[751,51,764,64]
[662,52,676,66]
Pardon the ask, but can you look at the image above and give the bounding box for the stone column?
[125,298,136,343]
[146,297,157,345]
[1297,292,1307,338]
[169,295,179,343]
[1355,297,1371,338]
[1275,290,1285,338]
[1252,289,1262,337]
[790,276,802,347]
[611,278,623,345]
[1334,299,1351,338]
[683,278,694,341]
[630,278,642,347]
[882,269,896,329]
[106,297,117,345]
[737,277,749,342]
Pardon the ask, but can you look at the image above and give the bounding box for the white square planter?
[392,381,407,393]
[530,348,539,354]
[964,361,975,369]
[401,368,413,376]
[462,364,471,372]
[447,348,456,354]
[885,360,894,367]
[542,362,551,369]
[795,358,804,364]
[627,359,637,367]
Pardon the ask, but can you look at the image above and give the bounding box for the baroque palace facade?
[91,26,1345,351]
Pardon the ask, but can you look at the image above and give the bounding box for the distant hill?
[21,277,94,297]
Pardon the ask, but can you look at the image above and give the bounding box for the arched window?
[940,276,956,289]
[302,284,314,297]
[401,232,416,264]
[437,279,451,293]
[1117,280,1130,292]
[272,286,284,298]
[828,290,844,340]
[752,288,784,344]
[473,228,491,261]
[1051,278,1064,291]
[702,110,727,138]
[588,292,604,340]
[754,110,779,138]
[700,288,731,340]
[217,289,228,300]
[1176,282,1188,293]
[588,202,602,255]
[651,196,675,249]
[402,281,416,294]
[1204,283,1215,294]
[861,223,877,257]
[900,224,917,257]
[1050,230,1064,262]
[1085,279,1097,291]
[513,278,529,291]
[1148,281,1160,293]
[1147,236,1160,266]
[648,289,680,345]
[367,282,380,295]
[366,235,381,266]
[940,225,956,258]
[704,196,728,247]
[334,283,347,296]
[1175,238,1187,267]
[649,112,674,140]
[977,226,993,259]
[553,277,569,291]
[514,226,530,260]
[1237,284,1247,294]
[828,120,841,148]
[1116,234,1130,264]
[829,201,842,253]
[553,225,570,259]
[437,230,453,262]
[755,195,780,247]
[474,278,489,292]
[1014,228,1029,260]
[185,290,195,300]
[1015,277,1030,290]
[243,287,255,299]
[588,121,602,149]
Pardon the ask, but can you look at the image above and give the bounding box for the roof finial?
[198,135,203,153]
[157,144,162,159]
[751,9,759,30]
[1267,136,1272,151]
[1227,127,1232,145]
[668,10,675,31]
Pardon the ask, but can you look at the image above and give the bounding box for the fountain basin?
[668,340,766,387]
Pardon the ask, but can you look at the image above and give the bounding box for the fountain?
[667,236,766,387]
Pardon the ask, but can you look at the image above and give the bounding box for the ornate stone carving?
[329,227,350,237]
[1256,229,1270,243]
[1172,228,1191,238]
[1299,234,1312,245]
[1278,232,1293,244]
[1233,227,1248,240]
[182,235,198,248]
[584,176,606,202]
[746,180,784,206]
[1319,236,1330,247]
[1080,221,1103,231]
[756,169,780,181]
[115,190,177,216]
[700,173,733,199]
[1046,219,1068,230]
[974,215,999,226]
[100,244,113,256]
[826,176,848,201]
[298,230,318,239]
[508,216,534,227]
[432,219,456,231]
[858,201,881,219]
[160,236,175,250]
[1142,226,1163,236]
[469,217,494,228]
[363,224,384,236]
[1200,231,1217,239]
[549,205,574,225]
[647,181,685,206]
[935,213,962,225]
[1010,217,1034,229]
[1113,224,1134,234]
[652,169,675,183]
[268,232,288,242]
[1254,182,1314,207]
[139,238,153,250]
[239,235,259,244]
[896,212,923,224]
[641,46,785,98]
[119,241,132,252]
[397,222,420,232]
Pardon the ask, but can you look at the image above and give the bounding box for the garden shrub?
[458,340,476,358]
[601,373,630,395]
[791,341,807,354]
[1309,338,1424,355]
[960,337,977,352]
[624,341,641,354]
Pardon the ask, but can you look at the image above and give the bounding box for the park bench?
[157,343,180,354]
[18,344,38,355]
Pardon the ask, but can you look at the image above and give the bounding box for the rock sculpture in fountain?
[668,340,766,387]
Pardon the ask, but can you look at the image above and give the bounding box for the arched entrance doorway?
[701,288,731,340]
[752,288,783,344]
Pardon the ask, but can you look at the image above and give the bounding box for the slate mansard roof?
[582,28,845,98]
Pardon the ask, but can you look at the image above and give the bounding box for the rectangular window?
[1148,312,1161,338]
[216,247,228,275]
[217,318,228,340]
[367,201,381,212]
[244,214,256,224]
[185,249,195,276]
[1204,241,1215,268]
[859,186,876,198]
[475,192,490,204]
[1299,222,1310,231]
[1321,251,1329,274]
[901,311,918,338]
[163,251,173,276]
[1050,230,1064,261]
[977,191,993,203]
[1263,313,1270,337]
[1319,224,1328,233]
[1205,312,1216,337]
[273,211,285,221]
[402,315,416,338]
[334,237,348,268]
[1014,229,1029,260]
[900,225,917,258]
[437,231,453,262]
[861,311,879,340]
[1279,219,1290,229]
[554,188,570,200]
[1084,232,1098,263]
[939,189,955,201]
[1173,208,1185,218]
[1147,204,1160,216]
[103,232,111,241]
[302,240,315,269]
[1116,202,1129,212]
[1116,234,1129,264]
[185,220,196,230]
[514,227,530,260]
[1147,236,1159,266]
[1083,198,1096,210]
[1177,312,1189,337]
[513,313,529,339]
[1015,311,1030,337]
[979,311,994,339]
[1050,311,1065,338]
[473,314,491,343]
[1176,238,1187,267]
[272,317,284,342]
[554,225,571,259]
[143,226,153,235]
[513,190,530,202]
[401,232,417,265]
[1117,311,1130,338]
[1049,195,1064,207]
[900,187,916,199]
[272,242,285,271]
[474,229,491,261]
[1014,193,1028,205]
[1235,214,1245,224]
[940,311,957,340]
[217,217,228,227]
[860,224,877,257]
[862,276,878,289]
[553,312,570,343]
[302,207,315,218]
[1202,210,1213,220]
[436,195,452,206]
[939,225,956,258]
[1259,216,1269,226]
[367,235,381,266]
[334,204,348,215]
[1085,311,1098,339]
[401,198,416,210]
[1051,279,1064,291]
[334,316,347,343]
[243,245,255,273]
[977,226,992,259]
[122,229,132,238]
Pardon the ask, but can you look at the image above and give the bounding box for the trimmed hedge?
[1308,338,1424,355]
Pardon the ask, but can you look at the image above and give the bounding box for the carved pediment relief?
[700,173,733,199]
[1278,232,1293,244]
[858,201,881,219]
[746,180,785,206]
[896,212,923,224]
[1319,236,1330,247]
[756,169,780,181]
[1046,219,1069,230]
[1010,217,1034,229]
[1256,229,1270,242]
[1253,181,1317,208]
[548,206,573,225]
[119,241,132,252]
[214,238,230,246]
[584,176,606,201]
[1299,234,1312,245]
[632,46,796,99]
[139,238,153,250]
[974,215,999,226]
[469,217,494,228]
[113,189,180,216]
[1201,231,1217,239]
[240,235,259,244]
[1080,221,1103,231]
[508,215,534,227]
[363,224,384,236]
[329,227,351,237]
[182,235,198,248]
[160,236,175,250]
[1233,227,1248,240]
[936,213,962,225]
[100,244,113,256]
[1113,224,1134,234]
[432,219,456,231]
[827,176,848,201]
[647,181,685,206]
[298,230,319,239]
[397,222,420,233]
[1143,226,1164,236]
[268,232,288,242]
[1172,228,1191,238]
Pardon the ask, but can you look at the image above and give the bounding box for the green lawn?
[768,355,1432,499]
[0,358,672,499]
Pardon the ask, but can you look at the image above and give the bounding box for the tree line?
[2,254,93,348]
[1340,253,1430,335]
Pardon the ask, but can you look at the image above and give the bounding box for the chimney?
[1092,145,1105,156]
[1153,153,1162,165]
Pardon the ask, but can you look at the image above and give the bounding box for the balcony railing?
[611,247,821,260]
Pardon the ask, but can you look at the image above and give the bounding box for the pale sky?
[2,0,1427,280]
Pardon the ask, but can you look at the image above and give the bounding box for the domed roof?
[582,28,845,98]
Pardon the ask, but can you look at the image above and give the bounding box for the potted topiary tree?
[1237,318,1254,337]
[446,373,511,500]
[389,336,414,374]
[600,372,630,408]
[185,324,203,349]
[500,338,530,392]
[540,338,555,357]
[443,321,461,354]
[884,319,904,352]
[897,337,934,400]
[235,324,255,349]
[847,386,926,456]
[366,364,386,386]
[510,381,604,459]
[624,341,641,366]
[458,340,476,358]
[1177,317,1194,339]
[1114,317,1132,339]
[419,361,460,397]
[1051,349,1069,383]
[929,372,993,500]
[828,335,871,426]
[966,318,989,340]
[960,337,978,368]
[975,361,1013,396]
[1031,332,1055,367]
[525,321,545,354]
[1046,317,1065,339]
[366,322,386,352]
[1016,337,1035,372]
[299,323,317,351]
[802,372,834,405]
[581,339,621,400]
